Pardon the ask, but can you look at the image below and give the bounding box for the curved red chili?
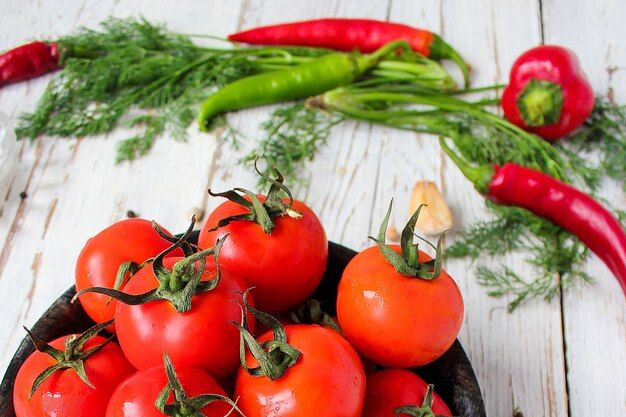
[441,139,626,296]
[0,41,60,88]
[501,45,595,141]
[228,18,470,87]
[488,163,626,295]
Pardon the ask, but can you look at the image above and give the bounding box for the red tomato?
[198,197,328,314]
[254,310,377,374]
[106,364,232,417]
[234,324,366,417]
[114,257,253,381]
[75,218,182,328]
[361,369,452,417]
[13,335,135,417]
[336,246,463,368]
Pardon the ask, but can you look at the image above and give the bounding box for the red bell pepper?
[501,45,595,141]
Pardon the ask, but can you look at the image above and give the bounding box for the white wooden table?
[0,1,624,416]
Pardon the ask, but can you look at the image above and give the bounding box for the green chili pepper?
[198,40,410,131]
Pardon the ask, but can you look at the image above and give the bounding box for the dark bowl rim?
[0,240,486,417]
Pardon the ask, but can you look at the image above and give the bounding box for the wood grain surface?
[0,1,624,416]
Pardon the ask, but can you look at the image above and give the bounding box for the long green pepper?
[197,40,410,131]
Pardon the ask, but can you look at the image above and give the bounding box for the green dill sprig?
[446,203,594,310]
[240,101,344,183]
[557,96,626,191]
[14,17,331,162]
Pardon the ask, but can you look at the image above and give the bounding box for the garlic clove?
[409,180,453,235]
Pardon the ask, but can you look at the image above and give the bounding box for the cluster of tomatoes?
[12,172,464,417]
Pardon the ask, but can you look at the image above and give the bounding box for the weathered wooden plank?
[387,1,570,417]
[0,0,244,378]
[0,2,623,417]
[210,0,393,255]
[542,1,626,416]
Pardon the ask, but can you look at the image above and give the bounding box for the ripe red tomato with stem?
[361,369,452,417]
[232,293,366,417]
[336,201,464,368]
[13,320,135,417]
[75,218,182,329]
[75,222,254,381]
[106,353,239,417]
[198,166,328,315]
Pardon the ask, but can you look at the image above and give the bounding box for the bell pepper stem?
[516,78,564,126]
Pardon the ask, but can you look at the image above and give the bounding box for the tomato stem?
[72,218,228,313]
[232,289,301,381]
[207,164,301,235]
[368,200,445,280]
[288,299,343,334]
[155,352,243,416]
[23,319,114,399]
[394,384,450,417]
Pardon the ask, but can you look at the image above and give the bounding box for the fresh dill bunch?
[475,260,593,312]
[446,202,593,310]
[557,96,626,191]
[440,112,608,192]
[240,102,344,183]
[14,17,298,162]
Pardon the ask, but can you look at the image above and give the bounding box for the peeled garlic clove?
[409,180,453,235]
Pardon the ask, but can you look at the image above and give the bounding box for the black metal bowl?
[0,241,486,417]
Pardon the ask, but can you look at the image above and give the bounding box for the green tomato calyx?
[232,289,301,381]
[155,352,243,417]
[288,299,343,334]
[394,384,454,417]
[207,163,301,235]
[369,199,445,279]
[24,319,114,399]
[73,217,227,313]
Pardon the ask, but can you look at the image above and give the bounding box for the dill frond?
[15,17,262,162]
[241,102,344,183]
[561,96,626,191]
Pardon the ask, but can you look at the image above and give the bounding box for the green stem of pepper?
[316,86,569,181]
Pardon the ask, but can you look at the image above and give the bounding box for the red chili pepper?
[228,18,470,87]
[442,139,626,297]
[0,41,60,88]
[501,45,595,141]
